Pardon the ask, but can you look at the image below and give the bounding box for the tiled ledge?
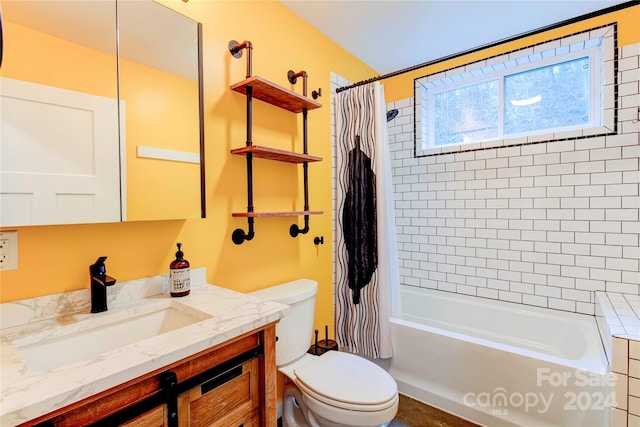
[596,292,640,427]
[596,292,640,363]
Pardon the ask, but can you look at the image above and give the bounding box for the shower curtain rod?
[335,0,637,94]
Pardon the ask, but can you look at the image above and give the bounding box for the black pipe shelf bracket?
[228,41,323,245]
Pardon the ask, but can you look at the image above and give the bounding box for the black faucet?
[90,256,117,313]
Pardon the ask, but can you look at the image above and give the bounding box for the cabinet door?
[119,405,167,427]
[177,358,260,427]
[0,77,122,226]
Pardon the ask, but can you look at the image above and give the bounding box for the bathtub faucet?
[90,256,116,313]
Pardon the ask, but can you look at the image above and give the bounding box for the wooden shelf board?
[231,146,322,163]
[232,211,323,218]
[230,76,322,113]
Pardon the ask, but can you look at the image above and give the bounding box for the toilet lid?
[293,351,397,406]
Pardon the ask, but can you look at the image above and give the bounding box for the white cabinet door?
[0,77,122,226]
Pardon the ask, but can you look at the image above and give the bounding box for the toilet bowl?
[250,279,398,427]
[281,351,398,427]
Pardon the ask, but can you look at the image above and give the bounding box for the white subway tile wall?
[386,41,640,316]
[617,373,630,411]
[614,336,631,375]
[631,377,640,397]
[632,359,640,379]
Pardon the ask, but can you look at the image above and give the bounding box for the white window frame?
[415,25,616,156]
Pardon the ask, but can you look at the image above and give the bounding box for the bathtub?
[385,286,613,427]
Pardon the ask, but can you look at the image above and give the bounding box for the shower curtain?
[335,82,401,359]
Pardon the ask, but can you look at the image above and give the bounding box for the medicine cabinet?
[0,0,205,226]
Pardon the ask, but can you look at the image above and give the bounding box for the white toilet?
[250,279,399,427]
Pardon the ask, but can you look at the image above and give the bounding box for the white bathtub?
[386,286,613,427]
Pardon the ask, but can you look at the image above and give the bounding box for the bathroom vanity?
[0,268,286,427]
[32,329,270,427]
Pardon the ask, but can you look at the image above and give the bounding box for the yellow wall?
[1,21,118,97]
[3,1,635,341]
[0,0,377,342]
[384,4,640,102]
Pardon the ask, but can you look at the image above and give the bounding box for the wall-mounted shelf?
[230,146,322,163]
[228,40,323,245]
[230,76,321,113]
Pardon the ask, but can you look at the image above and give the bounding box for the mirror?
[118,1,204,221]
[0,0,204,226]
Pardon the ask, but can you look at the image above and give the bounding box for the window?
[433,79,499,146]
[505,56,593,134]
[415,26,615,155]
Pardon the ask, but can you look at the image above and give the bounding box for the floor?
[390,394,480,427]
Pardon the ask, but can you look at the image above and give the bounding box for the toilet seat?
[296,380,397,412]
[293,351,397,411]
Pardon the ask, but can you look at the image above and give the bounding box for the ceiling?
[280,0,631,76]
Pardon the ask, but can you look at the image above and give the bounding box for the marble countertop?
[0,268,288,426]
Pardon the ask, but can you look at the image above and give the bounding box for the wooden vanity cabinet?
[120,406,166,427]
[25,324,277,427]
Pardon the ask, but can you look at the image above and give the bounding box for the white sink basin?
[16,302,211,373]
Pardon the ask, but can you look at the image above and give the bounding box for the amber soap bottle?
[170,243,190,297]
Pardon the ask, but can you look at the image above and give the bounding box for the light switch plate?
[0,230,19,271]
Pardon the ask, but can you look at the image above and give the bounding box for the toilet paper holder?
[308,325,338,356]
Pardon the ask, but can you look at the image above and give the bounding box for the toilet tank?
[249,279,317,367]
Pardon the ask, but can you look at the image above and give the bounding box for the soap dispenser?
[170,243,190,297]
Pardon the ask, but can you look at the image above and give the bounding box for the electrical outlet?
[0,231,19,271]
